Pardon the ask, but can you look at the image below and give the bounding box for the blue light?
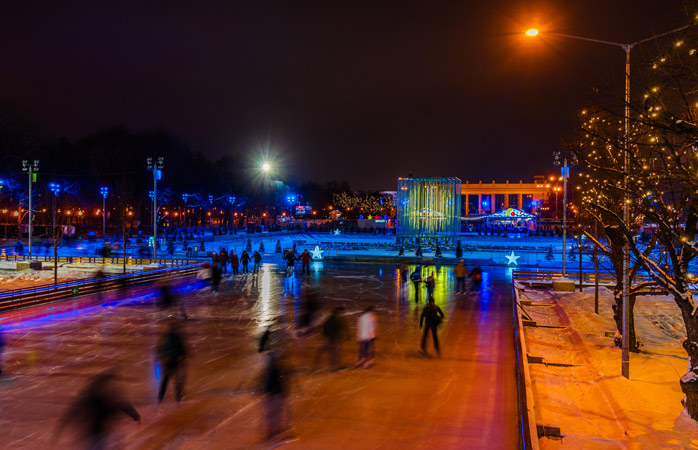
[48,182,61,194]
[100,186,108,197]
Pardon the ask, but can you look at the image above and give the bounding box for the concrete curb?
[512,280,540,450]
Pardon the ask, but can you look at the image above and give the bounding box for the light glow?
[525,28,539,37]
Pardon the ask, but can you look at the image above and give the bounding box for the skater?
[399,262,408,284]
[196,262,212,291]
[299,290,321,336]
[410,266,422,302]
[315,307,349,371]
[219,248,228,274]
[454,259,468,294]
[258,324,295,444]
[469,263,482,292]
[156,321,188,403]
[356,306,377,369]
[210,263,222,294]
[0,328,5,375]
[54,370,140,449]
[300,249,311,275]
[253,250,263,274]
[14,241,23,256]
[425,271,435,301]
[284,249,297,275]
[419,298,445,356]
[230,251,239,276]
[240,250,251,274]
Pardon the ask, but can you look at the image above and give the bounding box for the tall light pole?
[48,182,60,284]
[100,186,108,236]
[21,160,39,258]
[146,157,164,259]
[526,24,693,379]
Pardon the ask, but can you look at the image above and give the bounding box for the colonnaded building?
[395,176,554,242]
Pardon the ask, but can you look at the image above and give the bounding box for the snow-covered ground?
[516,283,698,448]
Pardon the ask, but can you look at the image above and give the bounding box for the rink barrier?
[0,263,204,313]
[3,254,206,267]
[512,279,540,450]
[511,269,654,288]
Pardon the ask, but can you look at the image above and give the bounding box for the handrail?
[0,263,203,312]
[1,254,208,267]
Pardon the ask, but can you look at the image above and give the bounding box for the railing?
[0,263,203,313]
[1,254,206,267]
[512,269,654,287]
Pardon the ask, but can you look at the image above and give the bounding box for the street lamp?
[526,23,693,379]
[21,160,39,258]
[100,186,108,236]
[146,157,164,259]
[48,182,60,284]
[262,162,271,173]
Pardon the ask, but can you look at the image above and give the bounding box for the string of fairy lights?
[572,28,698,288]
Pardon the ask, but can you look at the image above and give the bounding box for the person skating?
[300,249,311,275]
[219,248,228,274]
[230,251,239,276]
[315,307,350,371]
[469,263,482,292]
[258,324,295,444]
[240,250,251,274]
[419,298,445,357]
[410,266,422,302]
[0,328,5,375]
[399,262,408,284]
[454,259,468,294]
[156,321,188,403]
[425,272,435,301]
[356,306,377,369]
[284,249,297,276]
[253,250,263,274]
[54,370,140,449]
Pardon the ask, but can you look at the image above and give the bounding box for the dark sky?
[0,1,691,190]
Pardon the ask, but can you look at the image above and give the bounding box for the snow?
[517,283,698,448]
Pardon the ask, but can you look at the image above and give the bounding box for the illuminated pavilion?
[396,177,461,244]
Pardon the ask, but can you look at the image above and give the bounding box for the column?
[517,194,522,210]
[504,194,509,208]
[464,194,469,216]
[478,194,482,215]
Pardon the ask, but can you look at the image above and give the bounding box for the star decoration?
[311,245,324,260]
[333,229,341,235]
[505,251,520,265]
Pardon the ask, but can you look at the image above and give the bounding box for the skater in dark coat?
[156,322,188,403]
[419,298,445,356]
[230,251,239,276]
[240,250,251,274]
[300,249,311,275]
[253,250,263,274]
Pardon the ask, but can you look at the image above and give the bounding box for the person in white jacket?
[356,306,378,369]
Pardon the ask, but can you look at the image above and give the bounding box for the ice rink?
[0,262,518,449]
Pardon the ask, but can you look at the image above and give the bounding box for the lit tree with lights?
[574,26,698,419]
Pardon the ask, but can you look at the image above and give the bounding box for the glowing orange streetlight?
[525,28,539,36]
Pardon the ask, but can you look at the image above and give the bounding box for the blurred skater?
[158,283,188,319]
[210,263,222,294]
[253,250,263,274]
[54,370,140,449]
[469,264,482,292]
[230,251,239,276]
[300,249,311,275]
[296,289,320,337]
[284,249,297,276]
[419,298,444,357]
[219,248,228,274]
[315,307,350,371]
[258,324,295,443]
[425,271,435,301]
[0,328,5,375]
[399,262,408,284]
[454,259,468,294]
[410,266,422,302]
[356,306,377,369]
[240,250,251,274]
[156,321,188,403]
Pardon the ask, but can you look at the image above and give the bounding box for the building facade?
[461,176,551,216]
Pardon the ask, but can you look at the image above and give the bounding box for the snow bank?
[518,285,698,448]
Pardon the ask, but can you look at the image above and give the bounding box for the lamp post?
[100,186,108,236]
[21,160,39,258]
[526,24,693,379]
[146,157,164,259]
[48,182,60,284]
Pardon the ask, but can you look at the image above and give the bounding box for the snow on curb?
[513,280,541,450]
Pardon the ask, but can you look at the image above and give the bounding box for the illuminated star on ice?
[333,229,341,235]
[505,251,520,265]
[311,245,324,260]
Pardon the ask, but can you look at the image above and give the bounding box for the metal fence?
[0,263,203,313]
[1,254,206,267]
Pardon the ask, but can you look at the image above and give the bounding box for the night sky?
[0,1,690,189]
